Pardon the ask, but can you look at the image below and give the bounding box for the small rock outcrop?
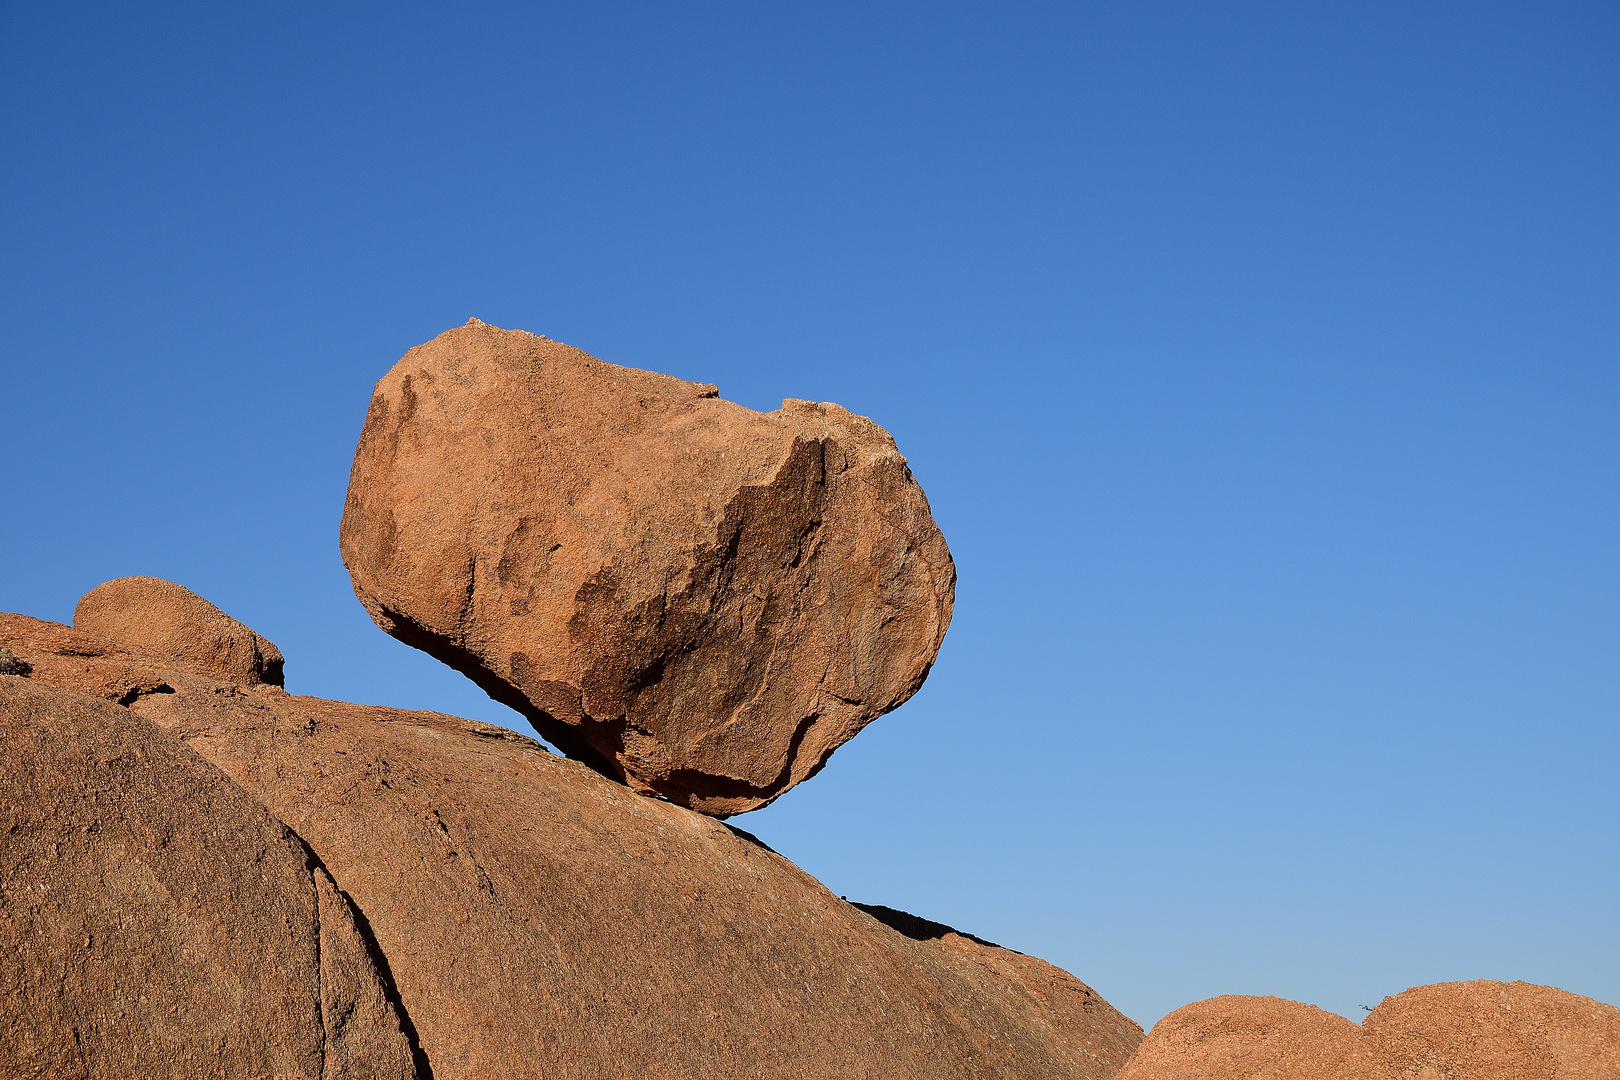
[0,676,417,1080]
[74,575,285,687]
[4,599,1138,1080]
[1115,980,1620,1080]
[1352,980,1620,1079]
[340,319,955,815]
[1113,995,1360,1080]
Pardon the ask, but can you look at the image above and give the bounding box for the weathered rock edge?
[340,319,955,815]
[75,575,285,687]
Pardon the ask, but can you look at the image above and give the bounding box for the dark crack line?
[336,884,437,1080]
[294,835,436,1080]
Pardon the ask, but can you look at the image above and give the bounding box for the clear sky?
[2,2,1615,1029]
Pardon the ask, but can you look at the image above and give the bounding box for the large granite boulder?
[1115,980,1620,1079]
[340,319,955,815]
[0,676,417,1080]
[3,594,1136,1080]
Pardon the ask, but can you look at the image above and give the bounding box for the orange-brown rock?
[5,602,1136,1080]
[1350,980,1620,1079]
[74,575,285,687]
[0,609,199,707]
[1116,980,1620,1080]
[0,676,418,1080]
[1114,995,1360,1080]
[340,319,955,815]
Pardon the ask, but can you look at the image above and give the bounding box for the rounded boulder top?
[73,576,285,687]
[340,319,955,816]
[1114,995,1360,1080]
[1117,980,1620,1080]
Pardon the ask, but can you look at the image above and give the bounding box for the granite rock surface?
[0,676,417,1080]
[1116,980,1620,1080]
[340,319,955,815]
[2,593,1134,1080]
[74,575,285,688]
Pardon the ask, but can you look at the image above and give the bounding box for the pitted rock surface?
[0,676,417,1080]
[340,319,955,815]
[5,604,1136,1080]
[74,575,285,687]
[1116,980,1620,1080]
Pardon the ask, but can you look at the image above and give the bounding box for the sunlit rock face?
[3,599,1139,1080]
[340,318,955,815]
[1115,981,1620,1080]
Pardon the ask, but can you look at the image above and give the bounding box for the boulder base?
[4,596,1134,1080]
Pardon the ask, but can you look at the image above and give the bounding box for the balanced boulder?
[340,319,955,815]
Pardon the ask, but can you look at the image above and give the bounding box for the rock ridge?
[1,589,1138,1080]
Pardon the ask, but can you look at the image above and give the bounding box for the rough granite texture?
[1116,980,1620,1080]
[340,319,955,815]
[1,596,1137,1080]
[0,676,417,1080]
[75,576,285,688]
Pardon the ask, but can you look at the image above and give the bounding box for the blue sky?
[2,2,1615,1027]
